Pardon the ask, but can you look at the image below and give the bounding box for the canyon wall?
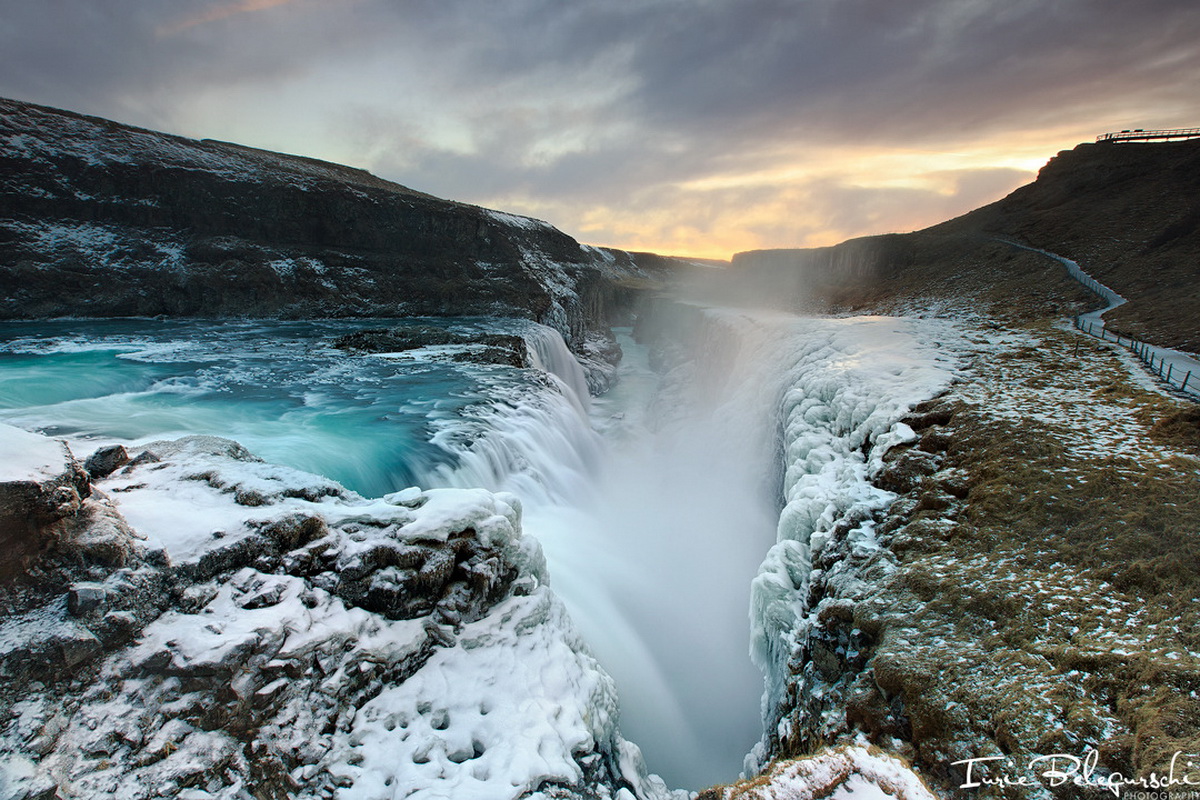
[0,97,677,360]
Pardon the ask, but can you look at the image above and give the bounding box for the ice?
[707,743,939,800]
[739,314,959,723]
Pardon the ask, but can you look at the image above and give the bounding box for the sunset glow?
[3,0,1200,260]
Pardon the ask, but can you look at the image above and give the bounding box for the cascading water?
[0,308,958,794]
[562,321,783,789]
[396,319,777,788]
[0,313,786,789]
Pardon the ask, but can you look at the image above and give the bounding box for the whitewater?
[0,308,957,795]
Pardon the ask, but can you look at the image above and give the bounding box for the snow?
[483,209,555,232]
[0,421,72,482]
[708,744,938,800]
[3,219,188,272]
[1009,243,1127,324]
[333,587,644,800]
[12,424,684,800]
[103,435,348,564]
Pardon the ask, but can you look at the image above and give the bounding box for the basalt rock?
[334,325,531,368]
[0,425,92,585]
[0,96,680,368]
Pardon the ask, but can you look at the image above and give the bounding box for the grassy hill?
[730,138,1200,353]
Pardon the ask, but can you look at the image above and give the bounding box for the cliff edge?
[0,97,675,368]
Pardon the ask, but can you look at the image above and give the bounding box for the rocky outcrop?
[0,426,677,800]
[0,97,674,367]
[333,325,532,368]
[0,425,172,718]
[0,425,123,585]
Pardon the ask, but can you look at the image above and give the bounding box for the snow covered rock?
[700,743,938,800]
[1,427,677,800]
[0,423,92,583]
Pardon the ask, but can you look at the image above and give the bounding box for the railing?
[1096,127,1200,143]
[999,238,1199,400]
[1073,317,1196,395]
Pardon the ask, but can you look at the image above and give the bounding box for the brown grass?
[882,326,1200,787]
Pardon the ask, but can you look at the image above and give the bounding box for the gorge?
[2,97,1199,800]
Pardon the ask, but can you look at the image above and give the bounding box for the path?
[1002,240,1200,399]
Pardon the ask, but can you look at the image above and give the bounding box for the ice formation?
[1,307,960,798]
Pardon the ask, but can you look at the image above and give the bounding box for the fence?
[1096,127,1200,143]
[1073,317,1197,396]
[1000,238,1199,400]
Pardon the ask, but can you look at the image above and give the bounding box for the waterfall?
[420,316,783,789]
[0,313,959,794]
[521,323,593,415]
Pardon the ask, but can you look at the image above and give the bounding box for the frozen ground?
[742,307,1200,797]
[0,427,686,800]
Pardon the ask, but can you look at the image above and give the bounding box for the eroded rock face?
[0,425,93,584]
[0,97,674,370]
[0,429,664,800]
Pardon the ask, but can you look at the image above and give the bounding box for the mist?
[527,313,800,789]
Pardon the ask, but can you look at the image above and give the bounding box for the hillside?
[932,138,1200,351]
[0,97,682,364]
[713,138,1200,799]
[731,138,1200,353]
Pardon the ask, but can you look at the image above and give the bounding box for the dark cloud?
[2,0,1199,254]
[0,1,388,127]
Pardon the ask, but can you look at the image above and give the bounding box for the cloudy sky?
[3,0,1199,259]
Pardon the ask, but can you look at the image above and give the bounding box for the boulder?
[0,424,91,583]
[83,444,131,479]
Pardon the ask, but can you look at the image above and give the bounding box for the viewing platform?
[1096,127,1200,143]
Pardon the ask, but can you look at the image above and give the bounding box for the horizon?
[2,1,1199,260]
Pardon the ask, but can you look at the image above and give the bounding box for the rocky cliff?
[0,423,683,800]
[0,97,673,369]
